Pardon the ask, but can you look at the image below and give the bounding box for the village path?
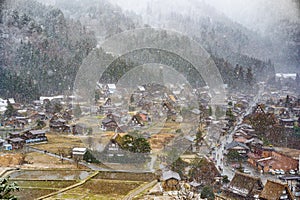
[123,180,158,200]
[215,82,265,178]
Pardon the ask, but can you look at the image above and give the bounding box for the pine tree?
[0,177,19,200]
[4,100,17,118]
[238,66,244,81]
[246,67,254,86]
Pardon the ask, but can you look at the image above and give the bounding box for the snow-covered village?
[0,0,299,199]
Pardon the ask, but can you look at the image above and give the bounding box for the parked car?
[243,169,251,174]
[289,169,296,175]
[268,169,275,175]
[275,169,281,175]
[279,169,285,175]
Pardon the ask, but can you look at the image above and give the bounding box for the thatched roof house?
[161,170,181,191]
[222,172,263,199]
[260,180,295,200]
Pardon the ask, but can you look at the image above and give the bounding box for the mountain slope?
[0,0,97,99]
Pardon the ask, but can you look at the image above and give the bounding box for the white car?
[289,170,295,175]
[279,169,285,175]
[275,169,281,174]
[243,169,251,174]
[268,169,275,175]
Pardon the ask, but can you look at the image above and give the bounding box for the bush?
[201,185,215,200]
[83,150,100,163]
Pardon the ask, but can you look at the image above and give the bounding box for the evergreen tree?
[234,64,239,76]
[246,67,254,86]
[238,66,244,81]
[4,100,17,118]
[130,94,134,104]
[0,177,19,200]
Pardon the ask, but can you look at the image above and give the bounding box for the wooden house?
[252,104,265,114]
[9,132,21,138]
[249,149,298,173]
[104,98,112,106]
[101,117,119,131]
[23,129,47,144]
[225,141,250,155]
[7,137,24,149]
[279,118,295,128]
[222,172,263,199]
[130,112,150,126]
[49,117,70,132]
[162,100,176,114]
[30,112,47,121]
[106,112,121,122]
[101,133,127,162]
[260,180,295,200]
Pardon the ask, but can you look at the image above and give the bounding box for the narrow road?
[215,83,265,178]
[123,180,157,200]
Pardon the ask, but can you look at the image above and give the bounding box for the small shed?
[72,147,87,160]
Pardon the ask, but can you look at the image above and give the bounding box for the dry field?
[44,171,155,199]
[150,133,175,150]
[24,152,83,169]
[0,153,24,167]
[31,132,85,155]
[7,169,91,199]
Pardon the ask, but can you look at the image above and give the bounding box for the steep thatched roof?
[260,180,295,200]
[226,172,263,197]
[162,170,181,181]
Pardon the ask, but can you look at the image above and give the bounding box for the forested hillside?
[0,0,97,100]
[0,0,279,102]
[52,0,142,41]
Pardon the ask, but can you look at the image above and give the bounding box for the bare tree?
[57,147,66,164]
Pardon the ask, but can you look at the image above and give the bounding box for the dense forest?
[1,0,96,100]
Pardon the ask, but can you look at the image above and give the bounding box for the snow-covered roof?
[275,73,297,80]
[137,85,145,91]
[72,147,87,155]
[107,84,116,89]
[8,98,15,104]
[0,98,7,106]
[162,170,181,181]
